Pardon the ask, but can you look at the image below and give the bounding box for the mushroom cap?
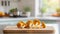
[41,21,46,28]
[17,21,25,28]
[25,20,33,28]
[33,19,40,25]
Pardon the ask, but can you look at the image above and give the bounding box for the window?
[38,0,60,17]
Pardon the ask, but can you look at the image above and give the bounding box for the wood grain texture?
[3,26,55,33]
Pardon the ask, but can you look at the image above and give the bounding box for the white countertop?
[0,17,60,21]
[46,24,59,34]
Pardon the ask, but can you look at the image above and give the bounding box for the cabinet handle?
[8,1,10,6]
[5,1,7,6]
[1,1,4,6]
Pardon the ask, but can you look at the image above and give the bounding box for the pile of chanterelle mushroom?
[17,19,46,29]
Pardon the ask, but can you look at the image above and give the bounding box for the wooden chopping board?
[3,26,55,33]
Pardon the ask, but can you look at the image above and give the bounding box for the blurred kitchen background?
[0,0,60,18]
[0,0,60,34]
[0,0,35,18]
[36,0,60,17]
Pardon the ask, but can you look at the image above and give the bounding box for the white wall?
[18,0,35,17]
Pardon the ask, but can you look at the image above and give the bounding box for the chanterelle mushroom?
[17,21,25,28]
[41,21,46,28]
[33,19,41,28]
[25,20,33,28]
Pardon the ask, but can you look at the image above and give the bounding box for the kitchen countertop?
[0,17,58,25]
[0,17,60,21]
